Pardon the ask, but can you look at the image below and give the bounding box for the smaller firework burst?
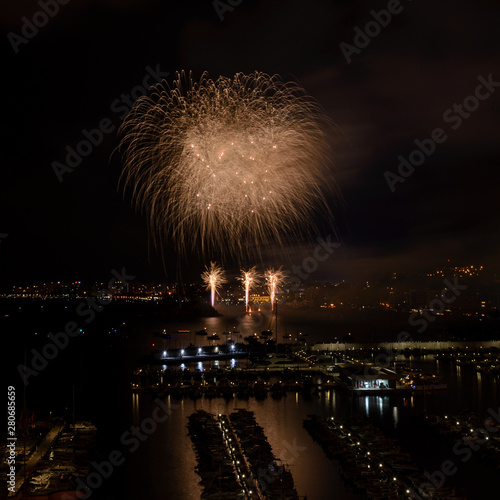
[201,262,227,308]
[238,267,261,312]
[265,267,286,310]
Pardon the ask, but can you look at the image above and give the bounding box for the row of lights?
[329,417,415,498]
[218,415,254,498]
[162,344,236,358]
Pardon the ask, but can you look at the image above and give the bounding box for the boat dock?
[188,409,298,499]
[9,422,65,497]
[229,409,298,499]
[303,415,465,499]
[187,410,247,498]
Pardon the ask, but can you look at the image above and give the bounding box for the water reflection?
[131,393,139,426]
[122,354,500,500]
[358,395,391,420]
[128,394,352,499]
[477,372,482,405]
[116,346,500,500]
[393,406,399,428]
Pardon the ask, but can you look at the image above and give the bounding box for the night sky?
[2,0,499,286]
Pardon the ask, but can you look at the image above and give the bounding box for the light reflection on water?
[477,371,482,406]
[393,406,399,428]
[121,389,364,500]
[131,393,140,426]
[114,351,500,500]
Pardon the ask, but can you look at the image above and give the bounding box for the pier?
[188,409,298,499]
[9,422,65,497]
[312,340,500,352]
[304,415,465,499]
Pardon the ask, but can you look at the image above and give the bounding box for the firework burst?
[201,261,227,307]
[238,267,261,312]
[118,71,335,257]
[265,267,286,309]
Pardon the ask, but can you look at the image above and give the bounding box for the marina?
[187,410,245,498]
[6,307,500,499]
[5,420,97,498]
[228,409,298,499]
[118,356,500,500]
[118,338,500,499]
[187,408,299,499]
[303,414,464,499]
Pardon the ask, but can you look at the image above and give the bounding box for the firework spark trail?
[118,71,335,257]
[238,267,260,312]
[201,261,227,307]
[265,267,286,310]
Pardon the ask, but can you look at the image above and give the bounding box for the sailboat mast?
[275,298,278,352]
[23,347,27,495]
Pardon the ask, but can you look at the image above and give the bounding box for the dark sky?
[1,0,499,286]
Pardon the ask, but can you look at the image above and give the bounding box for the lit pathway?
[9,422,65,497]
[218,414,264,499]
